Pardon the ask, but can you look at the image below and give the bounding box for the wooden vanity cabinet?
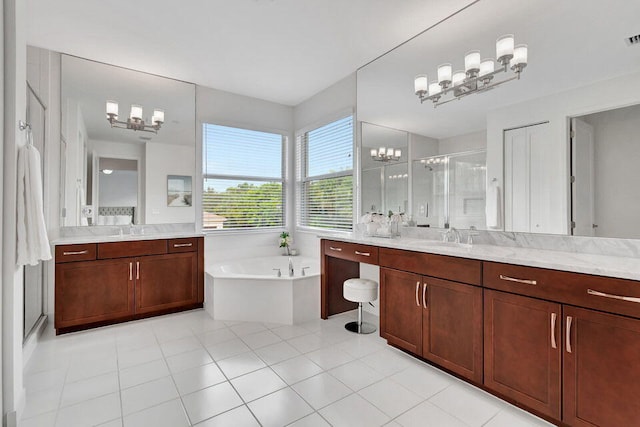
[55,237,203,334]
[379,268,422,354]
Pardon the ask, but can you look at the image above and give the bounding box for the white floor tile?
[288,334,325,353]
[119,359,170,390]
[123,398,189,427]
[66,354,118,383]
[484,406,555,427]
[271,325,311,340]
[182,382,243,424]
[395,400,468,427]
[55,392,121,427]
[231,367,287,402]
[241,330,282,349]
[19,410,56,427]
[335,338,385,358]
[60,372,119,407]
[319,393,390,427]
[24,368,66,394]
[390,364,454,398]
[429,383,504,427]
[153,324,194,343]
[118,345,164,370]
[193,405,259,427]
[97,419,123,427]
[292,372,352,409]
[360,348,414,376]
[287,412,331,426]
[188,318,228,335]
[230,322,267,337]
[306,347,355,370]
[205,338,250,361]
[22,387,62,419]
[160,335,203,358]
[217,352,266,379]
[166,348,213,373]
[121,376,179,415]
[248,387,313,427]
[328,359,384,391]
[255,341,301,365]
[197,328,237,347]
[271,356,324,385]
[358,378,423,418]
[172,363,227,396]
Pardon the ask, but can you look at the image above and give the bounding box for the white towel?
[486,180,502,229]
[16,141,52,266]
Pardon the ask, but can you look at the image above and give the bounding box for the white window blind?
[202,124,285,230]
[296,115,353,230]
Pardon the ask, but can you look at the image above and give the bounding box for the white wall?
[582,104,640,239]
[145,142,195,224]
[439,129,486,154]
[99,170,138,206]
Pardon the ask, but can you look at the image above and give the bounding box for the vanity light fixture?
[106,100,165,134]
[101,169,113,175]
[413,34,528,108]
[371,147,402,162]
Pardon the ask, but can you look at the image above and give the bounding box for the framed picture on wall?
[167,175,192,207]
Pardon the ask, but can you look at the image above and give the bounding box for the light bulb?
[394,149,402,158]
[496,34,515,65]
[386,148,394,157]
[479,59,495,76]
[512,44,528,68]
[152,109,165,123]
[106,100,118,117]
[414,74,428,94]
[452,71,466,86]
[428,82,442,96]
[370,148,377,158]
[437,63,452,85]
[464,50,481,75]
[130,104,143,121]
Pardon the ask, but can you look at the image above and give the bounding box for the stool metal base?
[345,321,376,334]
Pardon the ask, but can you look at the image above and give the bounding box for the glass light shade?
[437,63,452,84]
[386,148,394,157]
[452,71,466,86]
[479,59,495,76]
[496,34,515,62]
[513,44,528,65]
[370,148,378,158]
[379,147,385,156]
[106,100,118,117]
[102,169,113,175]
[414,74,428,94]
[130,104,143,121]
[428,82,442,96]
[152,109,165,123]
[394,149,402,158]
[464,50,481,72]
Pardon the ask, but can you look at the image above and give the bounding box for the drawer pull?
[587,289,640,304]
[136,261,140,280]
[566,316,573,353]
[329,246,342,252]
[422,283,428,309]
[63,250,89,256]
[550,312,557,349]
[129,262,133,281]
[173,243,193,248]
[415,281,420,307]
[499,274,537,286]
[354,251,370,257]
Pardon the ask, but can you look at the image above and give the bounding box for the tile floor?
[20,309,553,427]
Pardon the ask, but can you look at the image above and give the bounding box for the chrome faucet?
[442,227,461,243]
[301,266,310,276]
[288,257,294,277]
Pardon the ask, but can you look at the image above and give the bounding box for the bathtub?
[205,256,320,325]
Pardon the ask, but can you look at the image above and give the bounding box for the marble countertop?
[319,233,640,282]
[52,232,204,245]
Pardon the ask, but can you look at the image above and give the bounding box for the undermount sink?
[406,239,472,250]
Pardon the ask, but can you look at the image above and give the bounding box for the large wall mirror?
[357,0,640,238]
[60,55,196,228]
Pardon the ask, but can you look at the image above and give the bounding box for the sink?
[404,239,472,250]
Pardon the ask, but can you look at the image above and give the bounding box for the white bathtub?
[205,256,320,325]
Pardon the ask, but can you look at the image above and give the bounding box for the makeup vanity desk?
[320,235,640,427]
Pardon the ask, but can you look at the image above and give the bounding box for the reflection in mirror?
[360,122,408,215]
[357,0,640,236]
[60,54,196,227]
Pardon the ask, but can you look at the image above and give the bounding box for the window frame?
[201,122,288,233]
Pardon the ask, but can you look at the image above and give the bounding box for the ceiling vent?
[626,34,640,46]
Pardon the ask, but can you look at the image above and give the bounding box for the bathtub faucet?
[288,257,294,277]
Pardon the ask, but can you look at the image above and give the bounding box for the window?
[296,115,354,230]
[202,124,285,230]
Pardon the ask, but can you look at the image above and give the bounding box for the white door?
[504,127,530,232]
[571,118,595,236]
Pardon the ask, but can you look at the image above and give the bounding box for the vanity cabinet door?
[563,306,640,427]
[484,290,561,419]
[55,259,135,329]
[380,267,423,355]
[135,252,198,314]
[423,278,483,383]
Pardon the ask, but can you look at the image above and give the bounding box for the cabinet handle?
[415,281,420,307]
[173,243,193,248]
[550,312,557,349]
[422,283,428,309]
[354,251,370,256]
[136,261,140,280]
[63,250,88,256]
[129,262,133,281]
[587,288,640,304]
[566,316,573,353]
[499,274,537,286]
[329,246,342,252]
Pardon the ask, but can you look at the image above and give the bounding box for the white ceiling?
[27,0,476,106]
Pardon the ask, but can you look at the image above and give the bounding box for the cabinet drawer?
[379,247,481,285]
[55,244,97,263]
[98,239,167,259]
[323,240,378,264]
[483,262,640,319]
[168,238,198,253]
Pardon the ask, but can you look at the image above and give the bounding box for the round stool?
[343,278,378,334]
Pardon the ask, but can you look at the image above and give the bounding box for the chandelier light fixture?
[414,34,528,108]
[106,101,165,133]
[371,147,402,162]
